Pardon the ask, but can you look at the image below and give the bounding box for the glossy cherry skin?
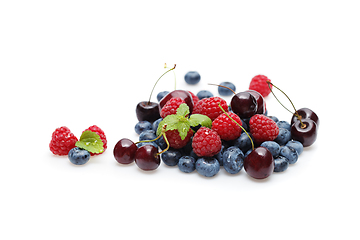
[230,92,258,119]
[136,101,161,122]
[246,90,266,114]
[291,108,319,127]
[244,147,274,179]
[159,90,194,113]
[291,118,318,147]
[135,145,160,171]
[113,138,138,164]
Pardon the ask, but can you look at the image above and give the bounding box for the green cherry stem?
[148,64,176,104]
[218,103,254,151]
[157,132,170,156]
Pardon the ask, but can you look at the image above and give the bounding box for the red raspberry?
[212,112,242,141]
[83,125,107,155]
[188,91,199,105]
[49,126,78,156]
[192,96,228,121]
[192,127,222,157]
[165,129,193,149]
[249,114,279,144]
[160,97,185,118]
[249,75,272,97]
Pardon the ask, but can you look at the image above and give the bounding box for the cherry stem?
[218,103,254,151]
[157,132,170,156]
[148,64,176,104]
[208,83,236,95]
[266,81,305,128]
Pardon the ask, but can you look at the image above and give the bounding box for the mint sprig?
[75,130,104,154]
[157,103,212,140]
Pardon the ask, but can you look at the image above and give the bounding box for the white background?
[1,1,359,239]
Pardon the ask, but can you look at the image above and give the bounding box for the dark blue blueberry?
[68,147,91,165]
[215,144,228,166]
[152,118,163,133]
[268,116,279,123]
[244,149,252,158]
[184,71,201,85]
[234,132,253,153]
[157,91,169,102]
[180,137,193,155]
[286,140,303,155]
[139,130,157,142]
[156,136,167,150]
[161,148,182,166]
[222,146,244,174]
[135,121,153,135]
[280,146,298,164]
[274,156,289,172]
[260,141,280,157]
[197,90,213,100]
[275,128,292,146]
[178,156,196,173]
[136,141,158,149]
[218,82,236,96]
[240,119,249,132]
[277,121,291,131]
[196,157,220,177]
[190,150,199,160]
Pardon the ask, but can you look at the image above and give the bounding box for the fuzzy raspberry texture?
[249,114,279,144]
[49,126,78,156]
[212,112,242,141]
[165,129,193,149]
[192,96,228,121]
[160,97,185,119]
[192,127,222,157]
[188,91,199,105]
[249,75,272,97]
[83,125,107,155]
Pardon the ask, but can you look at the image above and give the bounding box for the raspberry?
[249,75,272,97]
[249,114,279,144]
[192,96,228,121]
[188,91,199,105]
[192,127,222,157]
[160,97,185,119]
[165,129,193,149]
[49,126,78,156]
[212,112,242,141]
[83,125,107,155]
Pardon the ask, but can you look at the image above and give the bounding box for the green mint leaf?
[177,121,191,140]
[176,103,190,117]
[156,115,181,136]
[75,130,104,154]
[189,114,212,129]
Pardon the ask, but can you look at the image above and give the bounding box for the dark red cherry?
[244,147,274,179]
[135,145,161,171]
[136,101,161,122]
[291,108,319,127]
[230,91,258,119]
[113,138,138,164]
[159,90,194,113]
[246,90,266,114]
[291,118,318,147]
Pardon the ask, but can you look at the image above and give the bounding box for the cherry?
[244,147,274,179]
[230,91,258,119]
[135,144,161,171]
[291,108,319,127]
[159,90,194,113]
[113,138,138,164]
[291,118,318,147]
[246,89,266,114]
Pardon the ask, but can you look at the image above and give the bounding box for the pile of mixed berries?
[113,68,319,180]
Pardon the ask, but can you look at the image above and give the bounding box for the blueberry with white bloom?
[280,146,298,164]
[274,156,289,172]
[277,121,291,131]
[260,141,280,157]
[275,128,292,146]
[218,82,236,96]
[197,90,213,100]
[286,140,303,155]
[178,156,196,173]
[222,146,244,174]
[196,157,220,177]
[184,71,201,85]
[135,121,153,135]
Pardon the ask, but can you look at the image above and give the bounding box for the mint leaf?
[189,114,212,129]
[75,130,104,154]
[156,115,181,136]
[176,103,190,117]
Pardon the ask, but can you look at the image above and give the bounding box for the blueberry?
[234,132,253,153]
[156,136,167,150]
[178,156,196,173]
[68,147,91,165]
[274,156,289,172]
[222,146,244,174]
[286,140,304,155]
[241,119,249,132]
[136,141,158,149]
[161,148,182,166]
[274,128,292,146]
[197,90,213,100]
[135,121,153,135]
[157,91,169,102]
[152,118,163,133]
[244,149,252,158]
[184,71,201,85]
[196,158,220,177]
[260,141,280,157]
[277,121,291,131]
[218,82,236,96]
[215,144,228,166]
[268,116,279,123]
[139,130,157,142]
[280,146,298,164]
